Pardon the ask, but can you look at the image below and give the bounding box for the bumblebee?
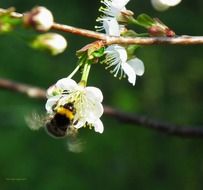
[45,102,76,138]
[26,102,83,152]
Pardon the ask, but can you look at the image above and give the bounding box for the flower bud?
[151,0,182,11]
[148,26,166,36]
[148,26,175,37]
[117,9,134,24]
[31,33,67,55]
[148,18,175,37]
[23,6,54,31]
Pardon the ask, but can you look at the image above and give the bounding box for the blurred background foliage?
[0,0,203,189]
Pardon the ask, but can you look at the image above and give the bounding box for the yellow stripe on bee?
[56,107,74,120]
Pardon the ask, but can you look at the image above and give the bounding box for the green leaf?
[136,13,155,28]
[0,14,22,34]
[92,47,105,58]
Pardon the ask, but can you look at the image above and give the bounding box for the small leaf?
[136,13,155,28]
[92,47,105,58]
[0,8,22,34]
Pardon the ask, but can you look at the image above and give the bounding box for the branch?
[1,8,203,45]
[105,36,203,45]
[52,23,203,45]
[104,106,203,138]
[0,78,46,99]
[0,78,203,138]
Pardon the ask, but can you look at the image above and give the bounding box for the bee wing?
[25,112,46,130]
[67,138,85,153]
[66,127,85,153]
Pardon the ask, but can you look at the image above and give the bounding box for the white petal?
[73,119,86,129]
[85,101,104,123]
[85,87,103,102]
[93,119,104,133]
[102,17,120,36]
[116,46,128,62]
[106,45,127,62]
[111,0,130,10]
[122,62,136,85]
[45,95,61,113]
[46,85,56,97]
[127,58,145,76]
[55,78,78,91]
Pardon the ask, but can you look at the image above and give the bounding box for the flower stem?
[67,62,82,79]
[80,62,91,86]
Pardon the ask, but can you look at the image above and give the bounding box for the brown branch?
[0,77,203,138]
[0,78,46,99]
[104,106,203,138]
[52,23,203,45]
[52,23,107,41]
[106,36,203,45]
[1,8,203,45]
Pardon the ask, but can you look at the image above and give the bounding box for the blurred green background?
[0,0,203,189]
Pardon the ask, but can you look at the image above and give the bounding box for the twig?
[104,106,203,138]
[0,78,46,99]
[1,8,203,45]
[52,23,107,41]
[105,36,203,45]
[52,23,203,45]
[0,77,203,138]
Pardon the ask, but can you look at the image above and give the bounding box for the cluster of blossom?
[96,0,145,86]
[21,0,180,136]
[44,0,145,136]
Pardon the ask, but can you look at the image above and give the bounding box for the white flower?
[97,0,145,85]
[97,17,120,36]
[151,0,182,11]
[31,33,67,55]
[99,0,130,17]
[23,6,54,31]
[96,0,130,34]
[104,45,144,85]
[45,78,104,133]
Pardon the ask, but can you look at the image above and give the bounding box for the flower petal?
[106,45,127,62]
[85,101,104,123]
[45,95,61,113]
[85,87,103,102]
[111,0,130,10]
[122,62,136,85]
[46,85,56,97]
[93,119,104,133]
[102,17,120,36]
[73,118,86,129]
[55,78,78,91]
[103,0,130,17]
[127,58,145,76]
